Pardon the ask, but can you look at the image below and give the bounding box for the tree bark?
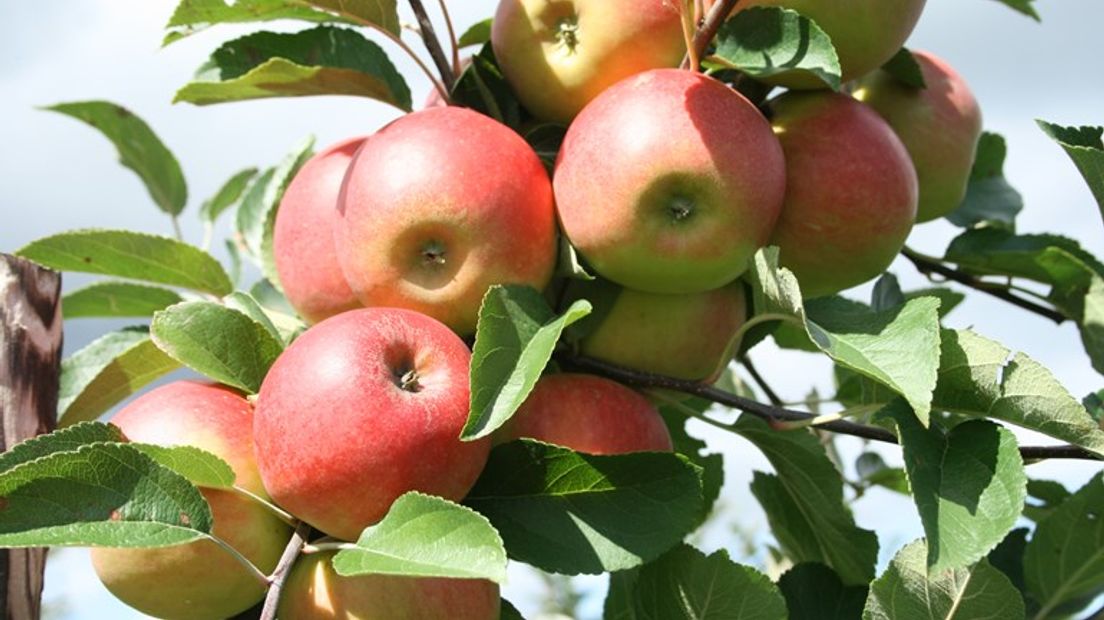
[0,254,62,620]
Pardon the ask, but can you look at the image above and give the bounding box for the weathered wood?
[0,254,62,620]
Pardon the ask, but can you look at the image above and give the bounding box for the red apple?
[554,69,785,294]
[768,92,918,298]
[253,307,489,541]
[273,136,366,324]
[492,0,686,123]
[278,551,500,619]
[854,50,983,222]
[91,381,291,620]
[335,107,557,335]
[498,373,673,454]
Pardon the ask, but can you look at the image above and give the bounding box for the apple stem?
[170,215,183,242]
[407,0,456,91]
[680,0,743,70]
[259,520,311,620]
[232,486,298,527]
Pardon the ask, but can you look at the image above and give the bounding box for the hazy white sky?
[2,1,1103,618]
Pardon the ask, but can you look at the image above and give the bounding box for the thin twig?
[407,0,456,90]
[433,0,460,73]
[680,0,741,69]
[259,521,311,620]
[561,354,1103,461]
[740,354,783,406]
[902,247,1067,324]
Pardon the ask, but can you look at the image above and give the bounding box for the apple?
[554,68,786,294]
[274,136,366,324]
[736,0,927,88]
[278,551,500,619]
[497,373,673,454]
[253,307,490,541]
[335,107,557,336]
[491,0,686,124]
[853,50,983,223]
[767,92,918,298]
[91,381,291,620]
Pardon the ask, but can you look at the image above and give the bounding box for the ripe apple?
[492,0,686,124]
[91,381,291,620]
[278,551,500,619]
[335,107,557,336]
[274,136,366,324]
[853,50,983,223]
[736,0,927,88]
[767,92,918,298]
[253,307,490,541]
[497,373,673,454]
[554,68,786,294]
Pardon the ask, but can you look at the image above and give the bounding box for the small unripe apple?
[253,308,490,541]
[492,0,686,123]
[768,92,918,298]
[91,381,291,620]
[336,107,557,335]
[853,50,983,223]
[278,551,500,619]
[498,373,673,454]
[273,136,366,324]
[554,69,786,294]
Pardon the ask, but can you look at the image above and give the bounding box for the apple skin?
[768,92,918,298]
[492,0,686,124]
[336,107,557,336]
[497,373,673,454]
[738,0,927,88]
[278,551,500,620]
[554,69,786,294]
[91,381,291,620]
[253,307,490,542]
[853,50,983,223]
[274,136,366,324]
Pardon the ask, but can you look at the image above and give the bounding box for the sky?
[2,0,1103,618]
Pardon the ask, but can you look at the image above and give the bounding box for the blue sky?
[3,1,1103,618]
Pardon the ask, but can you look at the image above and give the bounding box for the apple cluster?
[89,0,985,617]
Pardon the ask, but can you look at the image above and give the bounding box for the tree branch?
[680,0,741,70]
[560,354,1103,462]
[259,521,311,620]
[407,0,456,90]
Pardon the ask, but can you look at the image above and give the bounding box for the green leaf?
[605,568,641,620]
[150,301,283,394]
[933,329,1104,456]
[879,48,926,89]
[236,136,314,270]
[0,443,212,548]
[44,101,187,217]
[778,563,868,620]
[500,599,524,620]
[162,0,372,45]
[903,287,965,319]
[992,0,1040,20]
[946,132,1024,230]
[57,327,180,428]
[712,7,842,90]
[0,423,123,474]
[224,291,284,345]
[657,404,724,525]
[450,43,523,128]
[175,26,411,110]
[463,440,704,575]
[943,229,1104,289]
[734,416,879,585]
[988,528,1029,595]
[1085,390,1104,424]
[879,401,1027,573]
[1023,479,1071,523]
[463,285,591,440]
[128,445,236,489]
[864,539,1026,620]
[855,452,909,494]
[1024,473,1104,618]
[299,0,400,32]
[200,167,258,224]
[332,493,507,583]
[630,545,787,619]
[1038,120,1104,225]
[17,230,232,296]
[62,281,183,319]
[871,273,905,312]
[458,18,492,47]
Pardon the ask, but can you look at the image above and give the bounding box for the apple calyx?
[398,369,422,393]
[666,195,696,223]
[556,18,580,53]
[419,240,448,267]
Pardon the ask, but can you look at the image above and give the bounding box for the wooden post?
[0,254,62,620]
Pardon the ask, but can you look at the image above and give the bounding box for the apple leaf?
[175,26,411,111]
[1023,473,1104,618]
[604,569,641,620]
[43,101,187,217]
[988,528,1030,596]
[778,563,868,620]
[62,281,183,319]
[236,136,314,276]
[712,7,842,90]
[854,452,909,495]
[657,404,724,526]
[1038,120,1104,223]
[1023,479,1072,523]
[458,18,492,48]
[879,48,926,89]
[332,492,507,583]
[946,132,1024,231]
[878,401,1027,573]
[864,539,1026,620]
[128,445,236,489]
[628,545,787,619]
[463,285,591,441]
[199,167,258,224]
[0,442,213,548]
[151,301,283,394]
[162,0,373,46]
[224,291,285,345]
[992,0,1040,20]
[903,287,965,319]
[57,327,180,428]
[464,440,703,575]
[16,229,232,296]
[450,43,523,129]
[0,423,124,474]
[298,0,400,32]
[734,416,878,585]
